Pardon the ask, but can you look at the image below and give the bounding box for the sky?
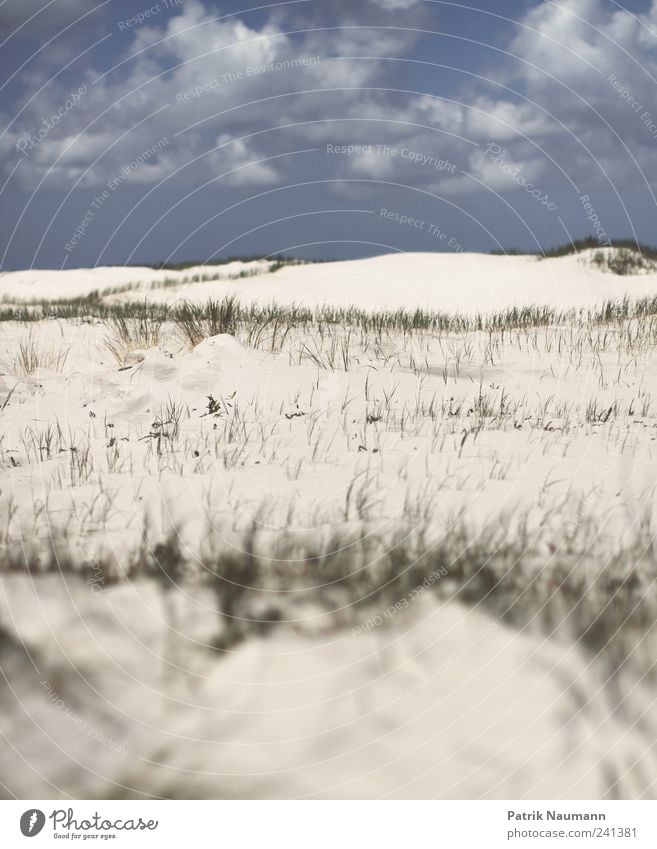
[1,0,657,269]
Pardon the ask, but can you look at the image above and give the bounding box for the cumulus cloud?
[4,0,431,189]
[375,0,424,9]
[209,135,281,186]
[361,0,657,200]
[5,0,657,209]
[497,0,657,188]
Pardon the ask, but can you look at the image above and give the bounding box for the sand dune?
[1,574,649,800]
[3,250,657,313]
[2,250,657,799]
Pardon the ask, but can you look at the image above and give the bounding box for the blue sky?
[1,0,657,268]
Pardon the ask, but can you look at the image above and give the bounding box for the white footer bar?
[1,801,655,848]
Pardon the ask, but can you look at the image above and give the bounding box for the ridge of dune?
[2,250,656,313]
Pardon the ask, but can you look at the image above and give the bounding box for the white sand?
[2,250,657,312]
[1,250,656,798]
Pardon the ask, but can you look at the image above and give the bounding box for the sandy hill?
[3,249,657,313]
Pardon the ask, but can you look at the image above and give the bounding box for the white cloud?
[209,135,280,186]
[7,0,409,188]
[6,0,657,206]
[374,0,423,8]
